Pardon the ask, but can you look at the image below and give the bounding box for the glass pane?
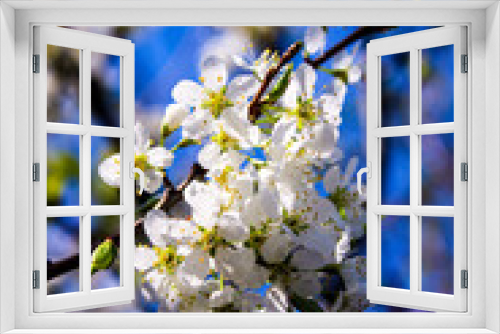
[421,216,454,294]
[421,133,454,206]
[381,215,410,290]
[92,136,121,205]
[47,44,80,124]
[421,45,454,124]
[47,133,80,206]
[91,215,121,290]
[381,52,410,127]
[381,136,410,205]
[47,216,80,295]
[91,52,121,128]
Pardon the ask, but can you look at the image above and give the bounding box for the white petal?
[164,104,190,130]
[147,147,174,168]
[290,248,325,270]
[231,54,249,68]
[305,26,326,54]
[178,247,210,280]
[296,63,316,99]
[144,169,163,193]
[226,75,259,102]
[257,187,280,220]
[209,286,235,308]
[181,109,213,140]
[135,246,157,271]
[260,232,293,264]
[145,269,171,296]
[307,122,338,151]
[143,209,168,248]
[280,74,299,109]
[323,166,341,194]
[348,65,362,83]
[343,156,359,187]
[198,142,222,170]
[172,80,204,106]
[98,154,121,187]
[222,149,246,171]
[135,123,150,153]
[201,56,228,92]
[217,212,250,242]
[265,284,289,312]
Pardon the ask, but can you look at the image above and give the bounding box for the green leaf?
[260,128,273,135]
[265,64,294,104]
[255,111,281,125]
[290,294,323,312]
[171,138,201,152]
[91,239,117,275]
[319,67,349,85]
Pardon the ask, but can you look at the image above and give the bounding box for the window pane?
[47,216,80,295]
[421,216,454,294]
[381,52,410,127]
[47,44,80,124]
[421,133,454,206]
[91,215,121,290]
[92,136,121,205]
[381,136,410,205]
[47,133,80,206]
[421,45,454,124]
[91,52,121,128]
[381,215,410,290]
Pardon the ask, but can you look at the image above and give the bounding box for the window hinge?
[461,270,468,289]
[33,270,40,289]
[33,54,40,73]
[461,162,468,181]
[461,54,468,73]
[33,163,40,182]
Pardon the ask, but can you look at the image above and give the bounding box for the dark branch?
[47,163,208,281]
[248,41,303,123]
[304,26,395,69]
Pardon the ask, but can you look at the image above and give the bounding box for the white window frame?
[0,1,499,333]
[32,26,136,312]
[366,26,468,312]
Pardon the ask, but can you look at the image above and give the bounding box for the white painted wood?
[373,123,455,137]
[3,0,496,10]
[1,329,499,334]
[0,2,17,333]
[366,26,468,312]
[46,123,129,138]
[33,26,135,313]
[485,3,500,333]
[8,5,489,332]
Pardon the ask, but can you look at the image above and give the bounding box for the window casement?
[3,4,494,332]
[361,26,468,312]
[32,26,136,312]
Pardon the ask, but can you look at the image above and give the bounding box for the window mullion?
[81,47,92,294]
[409,48,420,294]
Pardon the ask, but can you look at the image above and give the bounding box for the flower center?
[288,98,319,131]
[201,87,234,118]
[211,128,240,152]
[152,245,184,275]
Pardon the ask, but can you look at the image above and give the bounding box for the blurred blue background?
[45,26,455,312]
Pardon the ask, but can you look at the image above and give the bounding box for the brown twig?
[304,26,395,69]
[47,163,208,281]
[248,41,303,123]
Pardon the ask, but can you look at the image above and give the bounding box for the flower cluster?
[99,27,368,312]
